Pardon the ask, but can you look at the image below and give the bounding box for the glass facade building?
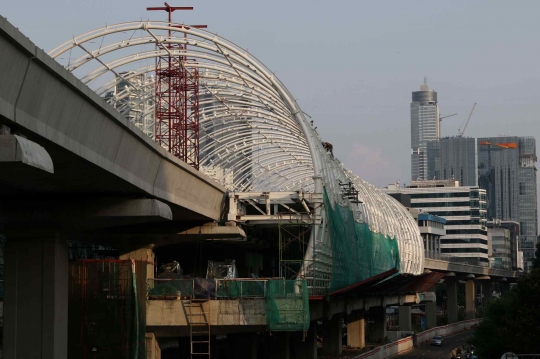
[411,84,439,181]
[477,136,537,271]
[386,180,488,266]
[427,137,478,186]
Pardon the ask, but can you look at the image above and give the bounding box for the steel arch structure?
[50,21,424,293]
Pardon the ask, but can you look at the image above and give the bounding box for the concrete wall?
[145,333,161,359]
[146,299,267,327]
[416,318,482,345]
[352,318,482,359]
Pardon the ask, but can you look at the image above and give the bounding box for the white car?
[431,335,443,346]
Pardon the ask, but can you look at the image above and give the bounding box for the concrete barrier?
[351,318,481,359]
[416,318,481,345]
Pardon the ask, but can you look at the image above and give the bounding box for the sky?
[3,0,540,199]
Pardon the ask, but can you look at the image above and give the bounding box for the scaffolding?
[149,4,202,169]
[68,260,146,359]
[279,221,314,281]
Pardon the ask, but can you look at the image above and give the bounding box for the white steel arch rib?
[50,21,424,293]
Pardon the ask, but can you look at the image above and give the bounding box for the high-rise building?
[386,179,488,266]
[411,82,439,181]
[477,136,537,271]
[427,137,478,186]
[486,220,520,270]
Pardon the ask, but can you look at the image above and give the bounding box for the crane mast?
[459,103,477,137]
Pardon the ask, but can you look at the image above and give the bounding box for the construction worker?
[322,142,333,157]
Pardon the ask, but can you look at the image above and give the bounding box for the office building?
[427,137,478,186]
[411,82,439,181]
[487,220,520,270]
[478,136,537,271]
[387,194,447,257]
[487,225,511,270]
[386,180,488,266]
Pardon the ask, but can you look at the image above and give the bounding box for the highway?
[397,330,475,359]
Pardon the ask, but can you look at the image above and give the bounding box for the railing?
[147,278,195,299]
[425,251,484,266]
[215,279,267,298]
[352,318,481,359]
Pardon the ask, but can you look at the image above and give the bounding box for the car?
[431,335,443,346]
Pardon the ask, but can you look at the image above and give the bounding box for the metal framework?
[50,21,425,294]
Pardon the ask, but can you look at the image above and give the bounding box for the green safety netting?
[324,190,400,292]
[147,279,194,298]
[216,280,266,298]
[266,279,310,331]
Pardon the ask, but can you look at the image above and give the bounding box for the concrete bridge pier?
[398,306,412,331]
[292,323,317,359]
[347,309,365,349]
[4,229,68,359]
[446,279,458,324]
[425,301,437,329]
[465,280,476,320]
[480,280,493,303]
[322,314,343,355]
[367,306,387,344]
[229,333,259,359]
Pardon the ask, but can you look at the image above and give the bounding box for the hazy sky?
[3,1,540,193]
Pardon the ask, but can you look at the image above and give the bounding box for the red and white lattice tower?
[147,3,203,170]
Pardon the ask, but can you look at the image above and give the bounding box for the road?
[396,330,475,359]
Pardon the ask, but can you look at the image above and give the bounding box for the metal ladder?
[184,299,211,358]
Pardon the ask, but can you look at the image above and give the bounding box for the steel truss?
[50,21,426,295]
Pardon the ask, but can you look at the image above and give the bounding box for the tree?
[472,268,540,357]
[533,242,540,269]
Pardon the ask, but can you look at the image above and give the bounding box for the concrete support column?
[293,322,317,359]
[425,301,437,329]
[398,306,412,331]
[322,315,342,355]
[465,280,476,320]
[230,333,258,359]
[347,309,365,349]
[367,306,387,344]
[4,230,68,359]
[481,281,493,304]
[446,280,458,324]
[268,332,290,359]
[119,246,155,280]
[500,281,510,296]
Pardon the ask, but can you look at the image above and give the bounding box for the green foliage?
[533,242,540,269]
[472,268,540,357]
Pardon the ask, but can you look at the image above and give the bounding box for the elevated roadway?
[0,15,226,236]
[0,16,226,359]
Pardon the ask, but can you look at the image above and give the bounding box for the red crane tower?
[147,3,206,170]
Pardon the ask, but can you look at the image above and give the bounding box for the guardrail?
[147,278,195,299]
[215,279,267,298]
[416,318,481,345]
[425,251,484,266]
[352,318,481,359]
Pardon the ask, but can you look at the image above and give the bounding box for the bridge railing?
[215,279,267,298]
[424,250,484,266]
[147,278,195,299]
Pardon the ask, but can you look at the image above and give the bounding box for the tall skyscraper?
[427,137,478,186]
[411,82,439,181]
[477,136,537,271]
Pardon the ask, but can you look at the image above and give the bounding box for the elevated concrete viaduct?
[0,16,227,359]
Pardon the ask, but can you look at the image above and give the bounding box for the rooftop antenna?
[424,76,427,86]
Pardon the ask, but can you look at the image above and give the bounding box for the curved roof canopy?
[50,21,424,277]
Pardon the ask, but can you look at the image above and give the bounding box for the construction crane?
[458,103,477,137]
[439,113,457,123]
